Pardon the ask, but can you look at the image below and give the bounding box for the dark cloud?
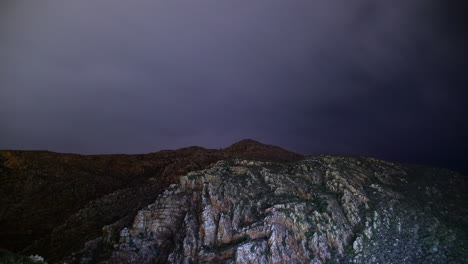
[0,0,467,173]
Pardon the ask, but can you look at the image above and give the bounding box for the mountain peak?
[228,139,265,147]
[223,139,303,161]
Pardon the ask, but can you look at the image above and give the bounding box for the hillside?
[76,157,467,263]
[1,141,467,263]
[0,140,302,262]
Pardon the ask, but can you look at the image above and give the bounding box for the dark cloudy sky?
[1,0,467,173]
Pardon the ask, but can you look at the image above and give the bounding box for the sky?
[0,0,467,173]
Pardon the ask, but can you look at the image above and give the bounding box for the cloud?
[0,0,466,171]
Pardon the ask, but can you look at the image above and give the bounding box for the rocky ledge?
[70,156,467,264]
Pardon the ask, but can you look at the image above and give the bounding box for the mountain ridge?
[72,156,467,264]
[0,139,302,262]
[0,140,466,263]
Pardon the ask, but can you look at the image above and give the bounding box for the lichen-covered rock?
[93,156,467,264]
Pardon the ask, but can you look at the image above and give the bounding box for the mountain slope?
[0,140,302,262]
[83,156,467,264]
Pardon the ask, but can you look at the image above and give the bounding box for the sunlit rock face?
[86,157,465,264]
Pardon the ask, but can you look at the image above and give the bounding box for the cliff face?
[0,140,302,262]
[73,156,467,264]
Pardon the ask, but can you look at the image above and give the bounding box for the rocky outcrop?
[2,142,467,263]
[0,140,302,262]
[89,157,467,264]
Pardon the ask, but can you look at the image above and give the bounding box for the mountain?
[223,139,302,161]
[0,140,302,263]
[1,141,467,263]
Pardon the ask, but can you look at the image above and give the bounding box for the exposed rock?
[0,140,302,262]
[1,144,467,263]
[94,157,467,264]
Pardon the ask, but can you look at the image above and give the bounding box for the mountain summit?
[224,139,303,161]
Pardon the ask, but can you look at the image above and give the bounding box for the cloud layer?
[1,0,467,172]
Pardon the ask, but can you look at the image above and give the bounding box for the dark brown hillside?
[0,140,302,262]
[224,139,303,161]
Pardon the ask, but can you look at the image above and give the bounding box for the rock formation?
[1,141,467,263]
[0,140,301,262]
[71,156,467,263]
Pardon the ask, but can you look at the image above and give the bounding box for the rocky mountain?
[0,140,301,263]
[1,141,467,263]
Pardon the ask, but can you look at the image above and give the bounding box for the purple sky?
[1,0,467,173]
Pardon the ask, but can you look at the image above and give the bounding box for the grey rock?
[72,156,467,264]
